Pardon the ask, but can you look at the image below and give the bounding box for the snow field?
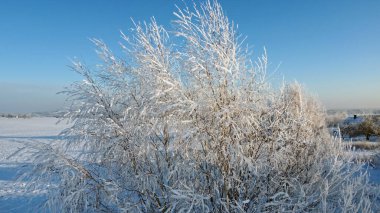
[0,117,71,212]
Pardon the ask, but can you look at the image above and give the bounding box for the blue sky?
[0,0,379,112]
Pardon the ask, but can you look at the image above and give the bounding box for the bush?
[24,1,378,212]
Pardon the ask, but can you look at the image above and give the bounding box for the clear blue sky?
[1,0,379,113]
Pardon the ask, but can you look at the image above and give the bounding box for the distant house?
[343,114,364,125]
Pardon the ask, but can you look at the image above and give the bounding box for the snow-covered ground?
[0,117,71,212]
[351,150,380,184]
[0,117,379,212]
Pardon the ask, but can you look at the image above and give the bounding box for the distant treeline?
[0,113,33,118]
[0,111,65,118]
[327,109,380,115]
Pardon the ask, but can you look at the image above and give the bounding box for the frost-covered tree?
[341,116,380,141]
[23,1,378,212]
[357,118,378,141]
